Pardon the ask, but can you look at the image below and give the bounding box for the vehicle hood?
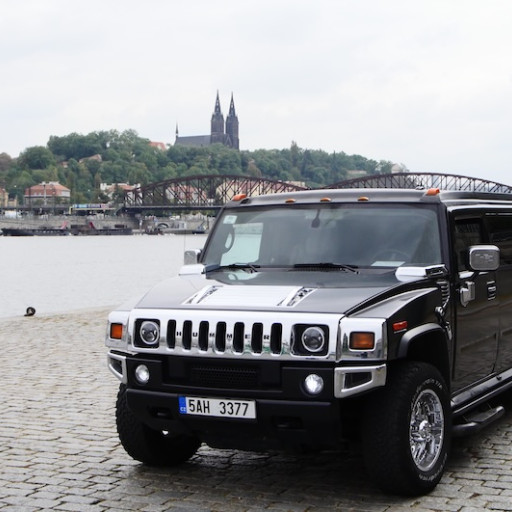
[129,268,429,315]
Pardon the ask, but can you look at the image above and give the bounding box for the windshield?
[202,204,442,269]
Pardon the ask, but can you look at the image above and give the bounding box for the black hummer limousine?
[106,187,512,495]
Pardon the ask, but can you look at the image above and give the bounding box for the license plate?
[179,396,256,419]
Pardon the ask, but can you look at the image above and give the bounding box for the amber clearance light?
[349,332,375,350]
[110,323,124,340]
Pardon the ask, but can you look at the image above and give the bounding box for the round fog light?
[304,374,324,395]
[135,364,150,385]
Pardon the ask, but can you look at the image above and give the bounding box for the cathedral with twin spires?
[174,92,239,150]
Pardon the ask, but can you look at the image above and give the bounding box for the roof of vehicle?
[226,188,512,208]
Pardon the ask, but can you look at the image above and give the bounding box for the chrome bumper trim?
[107,352,127,383]
[334,364,387,398]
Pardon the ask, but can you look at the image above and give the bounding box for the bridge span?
[121,172,512,214]
[122,174,308,213]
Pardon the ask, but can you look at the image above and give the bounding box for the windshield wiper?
[205,263,260,273]
[292,262,359,273]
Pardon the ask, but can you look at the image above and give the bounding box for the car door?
[486,213,512,374]
[452,214,499,391]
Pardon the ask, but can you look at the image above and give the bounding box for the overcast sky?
[2,1,512,184]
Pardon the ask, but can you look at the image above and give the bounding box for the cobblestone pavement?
[2,309,512,512]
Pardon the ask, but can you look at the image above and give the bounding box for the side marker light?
[393,321,408,332]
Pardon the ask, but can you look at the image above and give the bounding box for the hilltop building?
[24,182,70,207]
[175,92,239,150]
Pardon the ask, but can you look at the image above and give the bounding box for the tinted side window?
[487,215,512,266]
[454,218,483,271]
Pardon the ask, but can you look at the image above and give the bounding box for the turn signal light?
[110,323,123,340]
[232,193,247,201]
[349,332,375,350]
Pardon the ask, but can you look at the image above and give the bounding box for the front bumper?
[108,351,387,450]
[108,350,387,399]
[126,388,342,451]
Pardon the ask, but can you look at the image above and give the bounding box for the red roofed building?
[24,182,71,207]
[149,142,167,151]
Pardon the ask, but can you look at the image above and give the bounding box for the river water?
[0,234,208,319]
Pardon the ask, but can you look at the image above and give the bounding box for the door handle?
[460,281,475,307]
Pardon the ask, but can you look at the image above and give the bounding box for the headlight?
[139,320,160,346]
[301,326,326,353]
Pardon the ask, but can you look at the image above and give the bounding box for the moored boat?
[1,227,70,236]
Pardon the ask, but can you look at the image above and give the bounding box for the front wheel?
[116,384,201,466]
[362,362,451,496]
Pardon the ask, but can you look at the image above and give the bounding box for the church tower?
[210,92,225,144]
[176,91,239,150]
[225,93,239,150]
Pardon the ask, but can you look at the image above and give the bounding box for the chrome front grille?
[167,318,284,355]
[129,309,341,360]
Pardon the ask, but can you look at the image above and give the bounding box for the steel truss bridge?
[122,172,512,213]
[326,172,512,193]
[123,174,308,213]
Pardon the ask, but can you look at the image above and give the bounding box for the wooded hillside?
[0,130,394,204]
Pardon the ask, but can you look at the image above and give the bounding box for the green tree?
[18,146,55,170]
[0,152,13,173]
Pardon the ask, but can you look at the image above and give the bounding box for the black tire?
[362,362,451,496]
[116,384,201,466]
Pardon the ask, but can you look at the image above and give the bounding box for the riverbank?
[0,214,209,235]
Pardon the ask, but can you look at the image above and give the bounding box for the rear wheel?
[362,362,451,496]
[116,384,201,466]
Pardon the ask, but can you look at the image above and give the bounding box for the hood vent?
[183,285,316,308]
[278,287,315,307]
[184,285,222,305]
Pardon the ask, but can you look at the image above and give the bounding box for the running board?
[452,405,505,437]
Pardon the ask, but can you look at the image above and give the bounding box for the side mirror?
[184,249,202,265]
[468,245,500,272]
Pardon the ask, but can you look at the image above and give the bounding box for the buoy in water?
[25,307,36,317]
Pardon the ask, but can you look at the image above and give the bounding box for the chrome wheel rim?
[409,389,444,472]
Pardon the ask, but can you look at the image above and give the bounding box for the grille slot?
[252,323,263,353]
[198,321,209,351]
[183,320,192,350]
[270,323,283,353]
[233,322,245,353]
[167,320,176,348]
[215,322,226,352]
